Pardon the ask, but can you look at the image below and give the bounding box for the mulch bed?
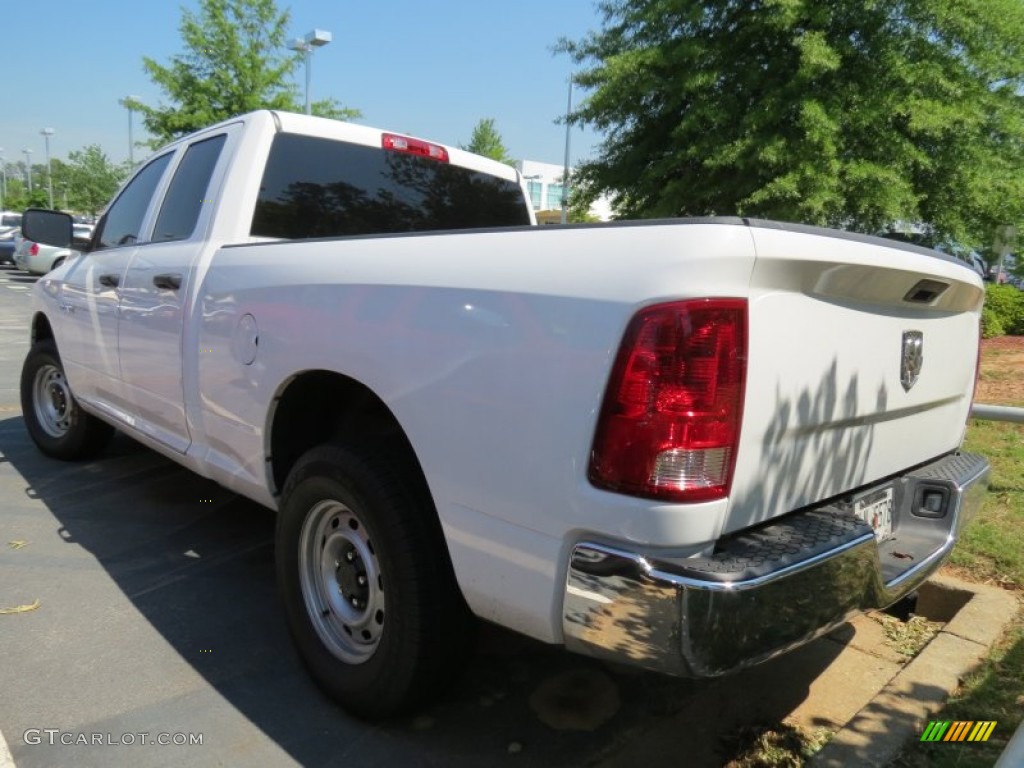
[977,335,1024,406]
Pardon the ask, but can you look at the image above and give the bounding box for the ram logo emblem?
[901,331,924,392]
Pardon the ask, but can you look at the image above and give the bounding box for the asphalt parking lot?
[0,264,875,768]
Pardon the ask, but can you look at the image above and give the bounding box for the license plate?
[854,487,894,541]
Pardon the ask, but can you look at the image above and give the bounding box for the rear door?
[117,130,232,454]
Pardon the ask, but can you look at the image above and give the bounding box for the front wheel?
[20,339,113,459]
[276,444,474,718]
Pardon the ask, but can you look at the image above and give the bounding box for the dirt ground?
[976,335,1024,406]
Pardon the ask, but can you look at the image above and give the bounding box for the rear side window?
[251,133,530,239]
[153,134,227,242]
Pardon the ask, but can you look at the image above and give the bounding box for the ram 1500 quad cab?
[20,110,989,717]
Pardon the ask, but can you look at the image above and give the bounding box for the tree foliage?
[2,152,127,215]
[63,146,131,216]
[140,0,359,145]
[1,174,48,212]
[1,152,128,217]
[461,118,515,165]
[561,0,1024,243]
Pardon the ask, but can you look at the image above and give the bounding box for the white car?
[0,211,22,227]
[13,235,77,275]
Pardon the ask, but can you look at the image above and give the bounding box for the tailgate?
[724,223,985,534]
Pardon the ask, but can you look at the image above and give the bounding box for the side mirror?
[22,208,73,249]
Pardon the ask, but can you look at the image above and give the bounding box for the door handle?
[98,273,120,288]
[153,273,182,290]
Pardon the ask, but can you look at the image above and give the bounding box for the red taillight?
[589,299,748,503]
[381,133,449,163]
[29,242,39,256]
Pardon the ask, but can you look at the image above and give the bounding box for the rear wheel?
[50,257,65,271]
[276,443,474,718]
[20,339,113,459]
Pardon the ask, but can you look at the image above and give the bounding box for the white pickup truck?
[20,110,989,718]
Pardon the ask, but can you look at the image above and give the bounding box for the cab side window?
[93,153,173,251]
[153,135,227,242]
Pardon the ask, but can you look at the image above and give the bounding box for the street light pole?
[119,96,139,166]
[0,149,6,211]
[41,128,55,209]
[561,74,573,225]
[303,44,312,114]
[22,149,33,194]
[290,29,332,115]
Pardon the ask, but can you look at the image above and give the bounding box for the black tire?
[50,257,65,272]
[276,443,474,718]
[20,339,114,460]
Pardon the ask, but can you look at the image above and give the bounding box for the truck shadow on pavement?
[1,418,855,768]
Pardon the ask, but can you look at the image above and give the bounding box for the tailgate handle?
[153,273,182,291]
[98,273,120,288]
[903,279,949,304]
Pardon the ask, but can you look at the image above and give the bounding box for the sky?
[2,0,606,170]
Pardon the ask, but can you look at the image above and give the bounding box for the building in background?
[516,159,613,223]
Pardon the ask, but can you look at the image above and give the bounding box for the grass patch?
[723,724,833,768]
[949,420,1024,589]
[957,335,1024,588]
[873,614,943,658]
[979,366,1017,382]
[890,611,1024,768]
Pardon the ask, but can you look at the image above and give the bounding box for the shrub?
[982,284,1024,337]
[982,305,1005,338]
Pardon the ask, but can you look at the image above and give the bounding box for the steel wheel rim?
[299,499,385,664]
[33,364,73,438]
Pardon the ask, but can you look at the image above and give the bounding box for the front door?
[58,153,174,412]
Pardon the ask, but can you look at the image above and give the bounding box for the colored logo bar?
[921,721,997,742]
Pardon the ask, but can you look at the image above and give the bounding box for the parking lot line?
[0,727,16,768]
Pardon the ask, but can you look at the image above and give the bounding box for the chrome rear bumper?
[562,452,989,677]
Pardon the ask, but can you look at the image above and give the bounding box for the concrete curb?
[811,575,1020,767]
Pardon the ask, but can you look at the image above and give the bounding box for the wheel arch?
[31,312,55,347]
[267,370,432,505]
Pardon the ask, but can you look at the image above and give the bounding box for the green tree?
[141,0,360,145]
[2,174,25,212]
[461,118,515,165]
[63,146,130,216]
[561,0,1024,242]
[3,165,49,210]
[567,196,600,224]
[2,177,36,212]
[39,158,72,210]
